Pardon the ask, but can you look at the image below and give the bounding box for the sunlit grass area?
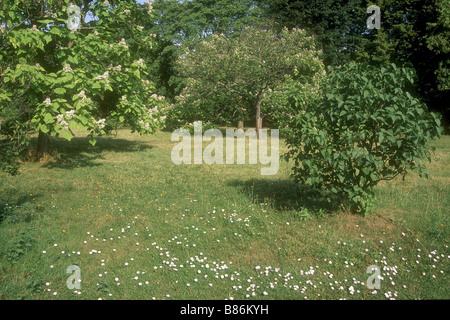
[0,129,448,300]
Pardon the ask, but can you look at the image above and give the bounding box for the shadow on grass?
[228,178,339,218]
[33,136,154,170]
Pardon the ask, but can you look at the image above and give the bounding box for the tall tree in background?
[153,0,267,46]
[150,0,268,101]
[262,0,366,66]
[356,0,449,127]
[264,0,449,125]
[174,26,325,135]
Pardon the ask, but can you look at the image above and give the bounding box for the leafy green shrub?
[0,203,15,224]
[6,228,34,262]
[285,62,443,215]
[25,278,45,294]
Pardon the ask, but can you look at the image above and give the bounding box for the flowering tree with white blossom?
[0,0,166,173]
[172,25,325,135]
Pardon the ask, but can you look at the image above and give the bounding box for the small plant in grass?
[285,62,443,215]
[96,281,111,294]
[25,278,45,294]
[6,228,34,262]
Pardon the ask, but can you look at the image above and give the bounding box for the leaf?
[49,28,62,36]
[54,88,66,95]
[44,34,53,44]
[44,113,54,124]
[65,82,76,89]
[360,176,367,186]
[378,132,384,144]
[38,19,54,25]
[40,124,50,133]
[15,67,23,77]
[0,93,12,102]
[76,115,88,125]
[61,130,74,141]
[89,138,97,147]
[68,55,79,65]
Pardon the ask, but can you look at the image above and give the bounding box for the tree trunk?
[256,116,263,137]
[36,130,50,160]
[237,120,244,131]
[255,96,263,138]
[255,83,267,138]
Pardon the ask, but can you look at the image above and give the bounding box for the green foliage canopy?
[170,26,325,131]
[0,0,167,173]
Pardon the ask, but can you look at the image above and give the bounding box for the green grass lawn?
[0,129,449,300]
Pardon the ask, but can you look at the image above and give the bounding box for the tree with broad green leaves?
[0,0,168,174]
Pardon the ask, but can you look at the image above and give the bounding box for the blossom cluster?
[95,71,109,80]
[66,110,75,118]
[151,94,164,101]
[78,90,89,104]
[146,105,159,117]
[63,64,73,72]
[94,70,110,86]
[96,118,106,129]
[138,120,150,130]
[118,38,129,49]
[55,109,74,130]
[56,114,68,130]
[107,64,122,72]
